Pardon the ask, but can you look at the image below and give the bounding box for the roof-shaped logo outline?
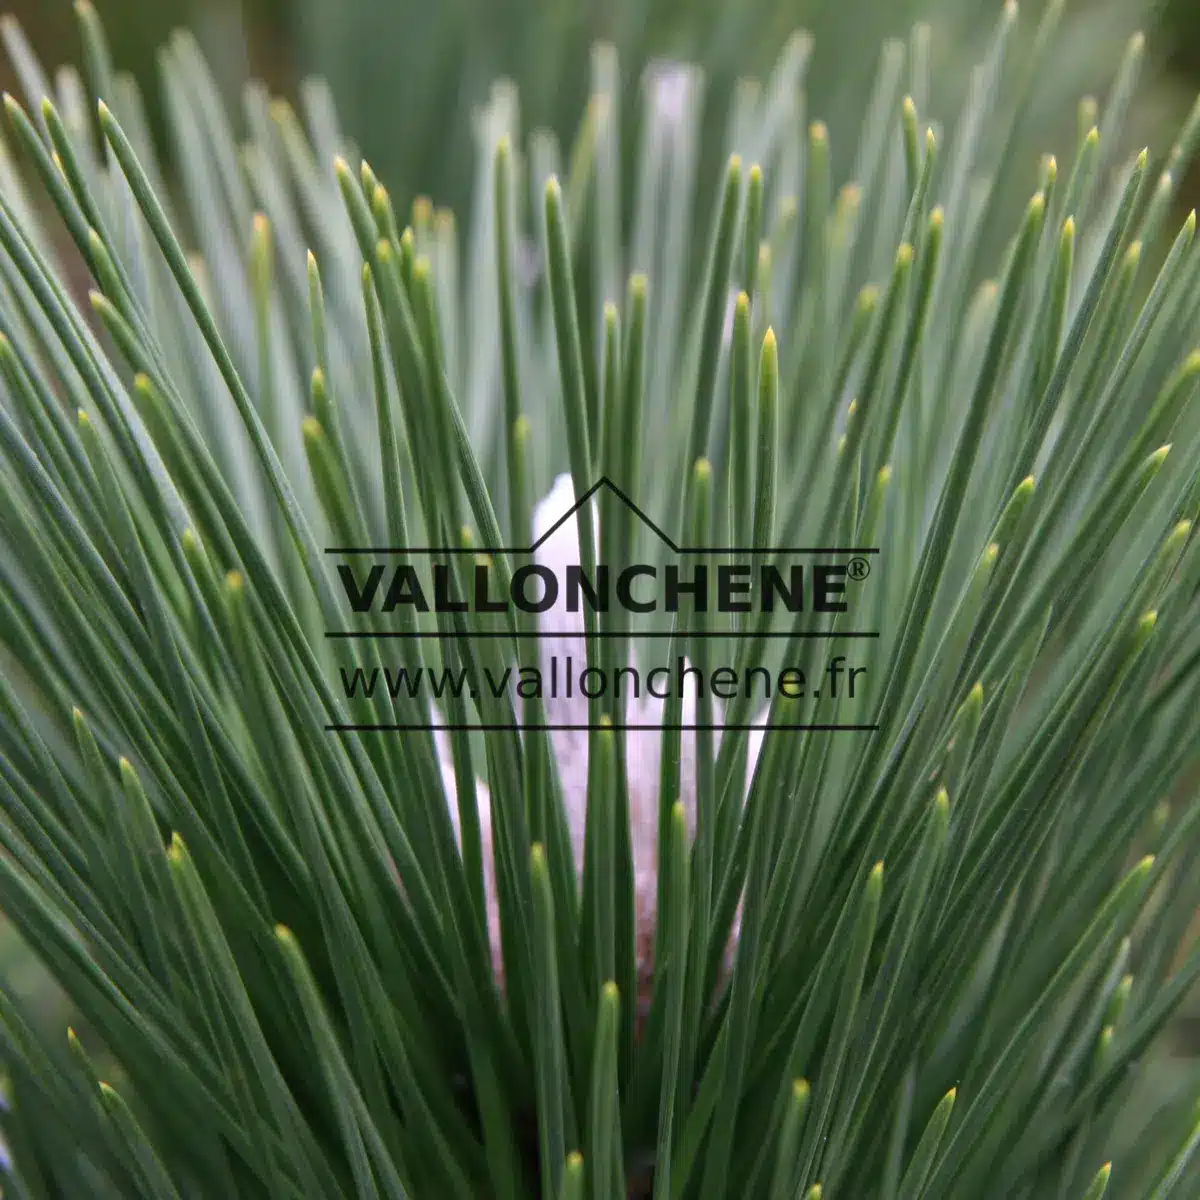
[325,475,879,557]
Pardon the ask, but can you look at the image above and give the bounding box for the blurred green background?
[2,0,1199,219]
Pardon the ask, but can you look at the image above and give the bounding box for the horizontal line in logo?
[325,630,880,639]
[325,546,882,556]
[326,723,880,733]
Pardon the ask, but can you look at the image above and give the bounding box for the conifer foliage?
[0,2,1198,1196]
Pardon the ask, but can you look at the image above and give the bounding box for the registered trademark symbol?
[848,557,871,582]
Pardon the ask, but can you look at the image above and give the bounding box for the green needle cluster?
[0,2,1197,1197]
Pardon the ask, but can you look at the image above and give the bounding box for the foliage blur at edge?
[1,0,1195,219]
